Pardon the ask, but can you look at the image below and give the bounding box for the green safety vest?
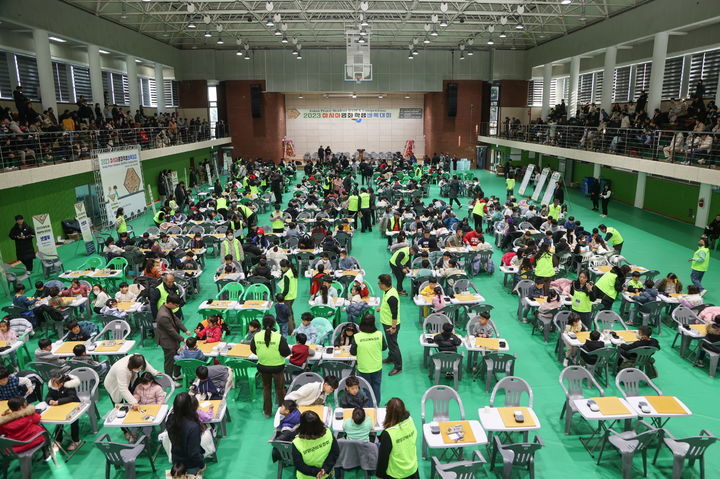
[472,200,485,216]
[691,247,710,272]
[572,286,592,313]
[153,211,165,224]
[116,216,127,233]
[389,247,410,267]
[239,204,254,219]
[348,195,359,212]
[387,217,401,232]
[251,185,259,196]
[359,193,370,209]
[253,331,285,367]
[156,283,180,313]
[534,253,555,278]
[385,418,418,479]
[281,269,297,300]
[221,239,242,261]
[271,214,285,230]
[548,204,561,220]
[355,331,383,373]
[596,271,619,299]
[506,178,516,190]
[627,279,643,290]
[216,197,228,210]
[605,227,623,246]
[380,287,400,326]
[292,428,333,479]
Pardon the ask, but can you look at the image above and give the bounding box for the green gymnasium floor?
[2,168,719,479]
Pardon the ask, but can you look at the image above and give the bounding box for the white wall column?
[154,63,165,113]
[601,46,617,113]
[541,63,552,120]
[568,56,580,119]
[87,44,104,106]
[126,55,140,113]
[32,28,57,114]
[647,32,669,114]
[634,172,646,209]
[715,78,720,109]
[695,183,712,228]
[593,163,601,178]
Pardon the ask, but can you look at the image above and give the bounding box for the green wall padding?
[600,167,636,204]
[142,147,215,200]
[645,177,699,224]
[540,155,559,171]
[573,161,594,184]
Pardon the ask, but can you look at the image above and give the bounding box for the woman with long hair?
[350,312,386,404]
[377,398,418,479]
[291,411,339,479]
[250,314,291,417]
[166,392,205,476]
[279,259,298,331]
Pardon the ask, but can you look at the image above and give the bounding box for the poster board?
[97,148,145,221]
[170,171,179,189]
[146,185,157,214]
[205,163,213,185]
[32,214,58,257]
[518,164,535,196]
[541,171,562,205]
[531,168,551,201]
[74,203,95,255]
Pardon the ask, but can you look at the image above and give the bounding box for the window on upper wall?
[632,62,651,102]
[591,71,603,104]
[613,66,631,103]
[0,52,14,99]
[52,62,72,103]
[662,56,683,100]
[163,79,179,107]
[688,48,720,98]
[578,73,593,104]
[208,85,218,138]
[527,79,543,107]
[15,54,40,101]
[102,70,113,105]
[72,65,93,102]
[103,71,129,106]
[139,77,157,107]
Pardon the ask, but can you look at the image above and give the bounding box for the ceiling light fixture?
[404,95,410,99]
[204,30,211,37]
[245,51,251,60]
[359,28,368,36]
[99,49,110,54]
[423,36,431,44]
[274,29,282,36]
[412,49,419,56]
[297,52,302,59]
[299,95,303,99]
[292,49,298,55]
[467,49,474,56]
[281,35,288,44]
[351,93,357,98]
[487,38,494,45]
[135,59,142,63]
[188,20,197,29]
[120,2,128,19]
[459,52,465,60]
[430,26,439,36]
[378,94,384,99]
[358,36,366,44]
[408,53,414,60]
[216,36,224,45]
[360,14,369,27]
[561,0,572,4]
[48,36,67,43]
[439,17,448,27]
[266,16,274,27]
[515,22,524,30]
[499,31,507,38]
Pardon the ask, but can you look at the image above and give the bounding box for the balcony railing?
[480,123,719,166]
[0,125,227,170]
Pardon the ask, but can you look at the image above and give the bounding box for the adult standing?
[174,181,187,213]
[533,243,556,296]
[8,215,35,272]
[103,354,159,405]
[13,86,28,122]
[377,274,402,376]
[149,273,184,319]
[350,312,387,404]
[251,315,291,417]
[166,393,206,477]
[318,145,325,162]
[704,214,720,249]
[376,398,419,479]
[291,410,339,479]
[359,188,372,233]
[158,171,168,204]
[689,238,710,291]
[590,181,600,212]
[599,184,612,218]
[279,259,298,332]
[447,176,461,208]
[598,224,624,253]
[471,194,486,232]
[155,294,189,383]
[347,189,360,230]
[570,270,595,329]
[114,208,127,237]
[593,265,631,309]
[505,174,516,199]
[388,245,415,296]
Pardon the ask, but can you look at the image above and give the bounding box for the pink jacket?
[550,278,573,296]
[700,306,720,324]
[132,382,166,405]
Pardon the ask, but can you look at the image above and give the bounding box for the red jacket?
[290,344,311,366]
[197,324,223,343]
[0,406,45,452]
[463,230,484,246]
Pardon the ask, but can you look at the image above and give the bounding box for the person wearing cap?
[252,228,270,250]
[8,215,35,272]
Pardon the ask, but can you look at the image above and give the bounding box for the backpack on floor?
[486,257,495,274]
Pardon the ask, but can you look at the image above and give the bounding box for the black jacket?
[167,416,205,470]
[580,340,605,365]
[377,412,417,479]
[9,222,35,259]
[432,331,462,352]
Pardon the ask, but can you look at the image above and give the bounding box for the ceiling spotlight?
[351,93,357,98]
[408,53,414,60]
[499,31,507,38]
[430,26,438,36]
[204,30,211,37]
[299,95,303,99]
[236,50,243,56]
[292,49,298,55]
[297,52,302,59]
[188,20,197,29]
[265,16,274,27]
[378,94,384,99]
[134,59,142,63]
[459,52,465,60]
[561,0,572,4]
[216,36,224,45]
[439,17,448,27]
[467,49,474,56]
[99,49,110,54]
[404,94,410,99]
[412,49,419,56]
[245,52,251,60]
[281,35,288,44]
[48,36,67,43]
[360,14,369,27]
[142,0,150,2]
[487,38,494,45]
[120,2,127,19]
[274,29,282,36]
[359,28,368,36]
[423,36,430,44]
[358,36,366,44]
[515,22,524,30]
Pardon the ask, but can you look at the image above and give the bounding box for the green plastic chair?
[310,305,336,321]
[174,358,211,390]
[330,281,345,298]
[243,283,272,302]
[105,257,129,282]
[222,358,258,401]
[234,309,264,332]
[79,257,105,270]
[216,283,245,301]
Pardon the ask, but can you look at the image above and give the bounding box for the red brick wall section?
[178,80,208,108]
[424,80,488,161]
[499,80,529,107]
[222,80,286,162]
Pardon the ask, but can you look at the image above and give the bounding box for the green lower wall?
[572,162,594,184]
[0,146,215,263]
[644,177,699,223]
[599,167,636,205]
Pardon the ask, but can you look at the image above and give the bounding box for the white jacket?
[103,355,159,405]
[284,382,325,406]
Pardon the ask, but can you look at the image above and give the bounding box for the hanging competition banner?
[147,185,157,214]
[32,214,58,257]
[518,164,535,196]
[205,163,213,185]
[74,202,95,255]
[287,107,422,121]
[531,168,551,201]
[97,148,145,221]
[170,171,179,189]
[542,171,563,206]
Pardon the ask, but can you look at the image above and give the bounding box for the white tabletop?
[214,272,245,282]
[523,296,573,308]
[309,297,347,308]
[573,397,638,421]
[450,294,486,305]
[625,396,692,418]
[561,332,612,348]
[332,408,386,432]
[0,340,25,356]
[464,336,510,352]
[197,341,227,358]
[477,407,542,432]
[34,296,88,309]
[423,420,488,449]
[499,265,518,274]
[199,300,240,311]
[104,404,170,428]
[274,406,330,428]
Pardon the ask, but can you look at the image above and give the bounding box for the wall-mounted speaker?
[447,82,458,117]
[251,84,262,118]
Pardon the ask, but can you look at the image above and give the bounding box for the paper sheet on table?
[439,421,476,444]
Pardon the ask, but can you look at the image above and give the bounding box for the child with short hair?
[114,282,138,302]
[0,397,45,453]
[174,337,207,361]
[66,320,90,341]
[340,376,368,409]
[100,298,127,318]
[563,313,584,366]
[241,319,262,345]
[289,333,315,367]
[35,338,64,366]
[275,399,301,441]
[71,344,109,376]
[189,366,222,400]
[342,407,372,442]
[433,322,462,352]
[274,294,291,337]
[626,272,644,293]
[293,313,317,344]
[470,311,495,338]
[45,371,81,450]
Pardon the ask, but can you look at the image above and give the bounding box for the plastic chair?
[421,385,465,459]
[594,310,628,331]
[670,306,701,350]
[287,372,323,394]
[135,311,156,348]
[490,376,533,407]
[490,435,544,479]
[79,257,105,271]
[513,279,535,321]
[174,358,211,390]
[559,366,604,435]
[243,283,271,301]
[105,256,129,274]
[654,429,717,479]
[431,451,486,479]
[26,361,65,383]
[598,421,659,478]
[94,433,155,479]
[335,439,379,479]
[583,347,619,387]
[423,313,452,334]
[283,364,305,386]
[95,319,132,341]
[483,352,517,393]
[315,360,355,381]
[37,251,64,278]
[310,305,336,321]
[3,263,31,289]
[311,317,334,345]
[269,440,294,479]
[216,282,245,301]
[333,375,378,408]
[615,368,662,398]
[0,430,54,478]
[623,346,659,374]
[154,373,176,399]
[222,358,257,401]
[429,352,463,390]
[67,366,101,433]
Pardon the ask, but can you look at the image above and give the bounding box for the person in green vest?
[376,274,403,376]
[238,203,257,230]
[153,207,168,226]
[114,208,127,236]
[215,194,228,219]
[598,224,624,253]
[547,198,562,221]
[270,205,286,234]
[149,273,184,319]
[377,398,419,479]
[291,410,339,479]
[506,175,516,199]
[533,243,556,295]
[359,187,372,233]
[350,312,387,404]
[279,259,298,331]
[388,245,415,296]
[250,315,291,417]
[347,190,360,229]
[689,237,710,291]
[470,194,486,232]
[592,264,631,309]
[220,231,244,265]
[570,270,596,328]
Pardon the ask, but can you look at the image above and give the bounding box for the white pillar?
[715,79,720,109]
[634,172,646,209]
[6,55,18,90]
[126,55,140,113]
[32,28,57,114]
[695,183,712,228]
[593,163,601,178]
[679,55,692,99]
[541,63,552,120]
[154,63,165,113]
[568,56,580,119]
[87,44,104,106]
[647,32,669,114]
[601,46,617,113]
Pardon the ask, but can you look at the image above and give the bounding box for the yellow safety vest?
[596,272,619,299]
[116,216,127,233]
[691,247,709,272]
[216,197,228,210]
[472,200,485,216]
[534,253,555,278]
[605,227,623,246]
[281,269,297,300]
[253,331,285,367]
[292,429,333,479]
[348,195,359,212]
[355,331,383,373]
[359,193,370,209]
[385,418,418,478]
[380,287,400,326]
[221,239,242,261]
[389,247,410,267]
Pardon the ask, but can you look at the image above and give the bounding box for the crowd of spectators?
[0,85,224,170]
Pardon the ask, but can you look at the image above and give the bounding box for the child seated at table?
[45,370,81,451]
[337,250,358,271]
[470,312,495,338]
[346,285,371,324]
[563,313,584,366]
[431,286,447,313]
[174,337,208,362]
[65,321,90,342]
[538,289,562,317]
[315,253,333,272]
[275,399,301,441]
[0,397,46,453]
[339,376,369,409]
[625,272,644,293]
[342,407,372,443]
[196,315,223,343]
[240,319,262,345]
[133,372,167,405]
[679,285,704,308]
[289,333,315,368]
[11,285,37,324]
[189,365,225,401]
[285,375,338,406]
[628,279,659,325]
[579,331,605,366]
[71,344,109,376]
[35,339,65,367]
[216,255,239,275]
[528,279,545,300]
[100,298,127,318]
[433,322,462,353]
[334,323,358,348]
[419,278,439,316]
[274,294,291,337]
[309,265,327,296]
[0,319,17,343]
[33,281,51,298]
[114,282,138,302]
[181,251,201,271]
[294,313,318,344]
